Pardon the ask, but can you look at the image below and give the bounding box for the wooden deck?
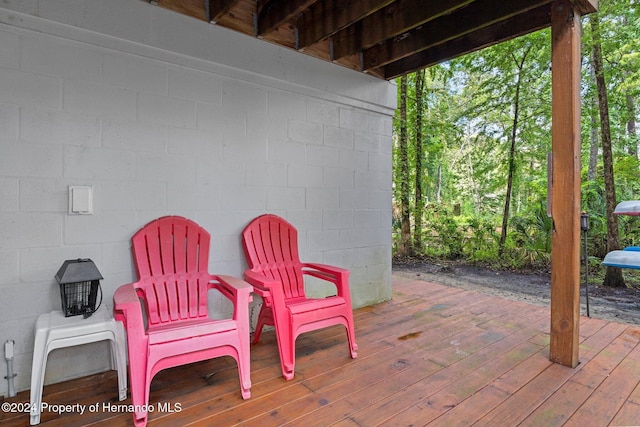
[3,274,640,426]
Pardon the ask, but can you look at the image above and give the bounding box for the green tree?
[395,75,412,256]
[413,70,425,252]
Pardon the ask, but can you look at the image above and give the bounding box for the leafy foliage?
[392,1,640,284]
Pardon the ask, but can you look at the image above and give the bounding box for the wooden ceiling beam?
[209,0,239,23]
[149,0,598,81]
[331,0,474,60]
[381,3,552,79]
[154,0,209,21]
[256,0,316,36]
[295,0,395,50]
[571,0,597,14]
[363,0,552,72]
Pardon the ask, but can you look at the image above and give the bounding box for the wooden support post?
[549,0,582,368]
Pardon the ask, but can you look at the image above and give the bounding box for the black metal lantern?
[580,212,589,232]
[55,259,103,317]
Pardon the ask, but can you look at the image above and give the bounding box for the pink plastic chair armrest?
[212,275,253,299]
[243,269,291,313]
[243,270,280,294]
[301,263,350,296]
[213,275,253,320]
[113,284,146,339]
[302,263,349,275]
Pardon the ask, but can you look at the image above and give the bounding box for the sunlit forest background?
[392,0,640,287]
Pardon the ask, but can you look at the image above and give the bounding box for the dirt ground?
[392,258,640,326]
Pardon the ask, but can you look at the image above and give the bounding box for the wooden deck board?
[2,274,639,427]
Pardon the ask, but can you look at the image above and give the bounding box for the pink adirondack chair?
[241,214,357,380]
[113,216,252,427]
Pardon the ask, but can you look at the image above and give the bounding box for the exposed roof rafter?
[148,0,597,80]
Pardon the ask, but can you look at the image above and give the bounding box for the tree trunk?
[413,70,425,252]
[588,68,599,182]
[591,16,625,287]
[397,76,412,257]
[499,49,529,255]
[626,92,637,157]
[436,164,442,204]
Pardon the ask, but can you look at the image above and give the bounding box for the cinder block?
[221,185,268,210]
[322,249,353,268]
[306,187,338,209]
[339,188,368,209]
[307,100,339,126]
[136,151,194,183]
[1,142,62,178]
[288,164,323,187]
[101,241,135,276]
[223,82,267,115]
[268,91,307,122]
[307,229,341,253]
[353,209,380,229]
[169,127,221,155]
[323,167,353,188]
[138,92,196,127]
[340,149,368,172]
[102,181,166,211]
[246,163,287,187]
[354,132,380,153]
[0,250,19,287]
[21,108,100,146]
[0,178,18,212]
[323,125,354,149]
[196,102,246,137]
[368,152,392,173]
[353,245,390,267]
[167,182,220,211]
[286,210,323,232]
[339,108,369,132]
[268,139,306,165]
[196,157,245,186]
[307,145,339,167]
[63,212,134,244]
[19,178,67,212]
[354,170,379,190]
[267,187,305,210]
[222,135,267,163]
[0,104,18,140]
[64,80,136,121]
[288,119,323,145]
[368,190,392,210]
[103,119,168,152]
[323,209,354,230]
[65,145,135,180]
[0,213,62,249]
[0,68,60,109]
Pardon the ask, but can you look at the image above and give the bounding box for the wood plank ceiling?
[147,0,597,80]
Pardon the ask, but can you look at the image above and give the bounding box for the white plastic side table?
[29,305,127,425]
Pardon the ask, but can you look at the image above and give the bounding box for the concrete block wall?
[0,0,396,397]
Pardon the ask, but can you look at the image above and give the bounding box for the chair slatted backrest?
[131,216,211,325]
[242,215,305,300]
